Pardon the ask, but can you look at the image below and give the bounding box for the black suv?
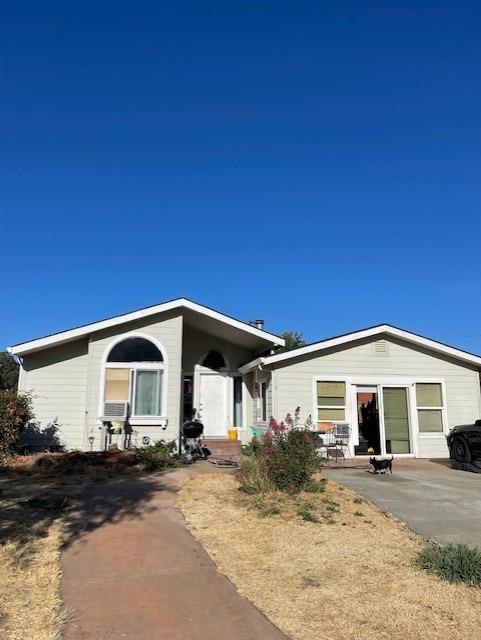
[447,420,481,468]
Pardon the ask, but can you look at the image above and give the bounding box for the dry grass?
[178,473,481,640]
[0,472,71,640]
[0,455,138,640]
[0,521,64,640]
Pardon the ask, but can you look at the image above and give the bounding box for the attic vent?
[373,340,389,355]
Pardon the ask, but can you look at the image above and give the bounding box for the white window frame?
[257,376,268,423]
[311,375,450,458]
[232,373,246,430]
[99,332,168,426]
[130,366,164,419]
[415,382,447,437]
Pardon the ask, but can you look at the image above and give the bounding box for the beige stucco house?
[8,298,481,458]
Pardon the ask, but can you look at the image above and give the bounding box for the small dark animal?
[370,455,393,475]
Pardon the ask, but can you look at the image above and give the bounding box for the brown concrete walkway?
[61,464,288,640]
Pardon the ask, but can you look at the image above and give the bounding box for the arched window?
[107,337,163,363]
[104,336,165,417]
[201,350,226,371]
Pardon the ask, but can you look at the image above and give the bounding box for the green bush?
[0,390,34,462]
[236,455,276,494]
[261,429,320,493]
[238,409,320,495]
[305,479,326,493]
[417,544,481,586]
[134,440,182,471]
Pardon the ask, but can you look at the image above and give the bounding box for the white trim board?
[98,331,169,425]
[8,298,285,356]
[239,324,481,372]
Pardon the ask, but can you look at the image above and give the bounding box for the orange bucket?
[228,428,238,441]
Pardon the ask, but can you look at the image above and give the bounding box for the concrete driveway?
[323,459,481,547]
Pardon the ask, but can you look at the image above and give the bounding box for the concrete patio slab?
[323,459,481,547]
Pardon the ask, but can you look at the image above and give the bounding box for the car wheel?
[451,436,472,463]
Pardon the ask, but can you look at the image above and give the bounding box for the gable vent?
[373,340,389,355]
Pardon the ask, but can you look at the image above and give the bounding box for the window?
[201,350,226,370]
[104,368,130,401]
[134,370,162,416]
[104,336,165,418]
[258,380,268,422]
[317,381,346,421]
[183,375,194,421]
[233,377,243,427]
[108,338,163,363]
[416,383,444,433]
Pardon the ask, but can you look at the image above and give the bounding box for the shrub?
[238,408,319,495]
[237,455,276,494]
[305,479,326,493]
[260,428,319,493]
[0,390,34,462]
[241,438,261,457]
[417,544,481,586]
[134,440,182,471]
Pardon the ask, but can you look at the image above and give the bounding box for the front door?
[198,372,228,437]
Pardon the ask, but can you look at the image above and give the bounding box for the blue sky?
[2,1,481,351]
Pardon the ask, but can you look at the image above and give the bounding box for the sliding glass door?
[382,387,411,454]
[353,384,412,455]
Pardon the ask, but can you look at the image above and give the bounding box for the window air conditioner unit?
[101,401,129,421]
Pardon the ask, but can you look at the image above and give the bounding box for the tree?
[280,331,306,351]
[0,389,34,461]
[0,352,19,390]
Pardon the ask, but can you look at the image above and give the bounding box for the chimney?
[254,319,264,331]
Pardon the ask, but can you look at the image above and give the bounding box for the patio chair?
[324,423,351,462]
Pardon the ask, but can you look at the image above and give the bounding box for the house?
[7,298,481,458]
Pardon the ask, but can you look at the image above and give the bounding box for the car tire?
[451,436,472,463]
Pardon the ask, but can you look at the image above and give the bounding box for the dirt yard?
[178,473,481,640]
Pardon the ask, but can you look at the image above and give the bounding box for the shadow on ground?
[0,469,173,554]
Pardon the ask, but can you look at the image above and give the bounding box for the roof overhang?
[239,324,481,373]
[7,298,285,356]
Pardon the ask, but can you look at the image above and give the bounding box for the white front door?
[198,372,228,437]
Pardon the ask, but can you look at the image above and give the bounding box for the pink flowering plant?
[240,407,319,494]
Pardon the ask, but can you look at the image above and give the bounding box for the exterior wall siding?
[86,310,183,450]
[19,340,89,450]
[271,336,481,458]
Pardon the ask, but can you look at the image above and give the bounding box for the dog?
[370,455,393,475]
